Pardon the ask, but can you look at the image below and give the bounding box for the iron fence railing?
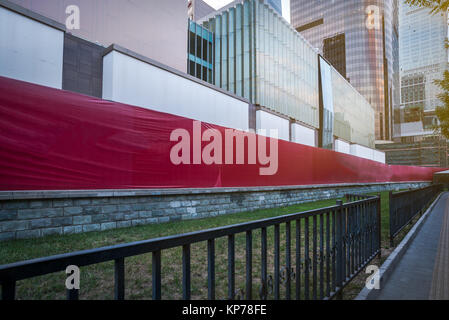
[345,193,377,202]
[389,184,443,247]
[0,195,381,300]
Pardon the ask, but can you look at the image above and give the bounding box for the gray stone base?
[0,182,430,241]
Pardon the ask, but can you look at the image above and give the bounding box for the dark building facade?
[323,33,347,79]
[290,0,400,143]
[187,19,214,83]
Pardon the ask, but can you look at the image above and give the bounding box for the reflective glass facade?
[291,0,399,142]
[319,57,335,149]
[204,0,320,129]
[397,3,449,139]
[331,66,375,148]
[320,56,375,149]
[191,0,375,148]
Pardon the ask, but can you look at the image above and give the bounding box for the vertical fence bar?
[367,202,372,258]
[319,213,324,299]
[326,212,331,298]
[312,215,317,300]
[261,227,267,300]
[228,234,235,300]
[389,191,394,247]
[373,200,377,257]
[377,196,382,257]
[336,200,343,300]
[361,202,365,263]
[114,257,125,300]
[344,206,349,281]
[348,205,353,276]
[182,244,191,300]
[367,201,372,258]
[152,250,162,300]
[246,231,252,300]
[304,217,310,300]
[295,219,301,300]
[332,209,336,293]
[355,203,360,272]
[354,204,358,272]
[366,202,370,259]
[274,224,280,300]
[358,202,363,266]
[286,221,291,300]
[66,288,79,300]
[1,281,16,300]
[208,239,215,300]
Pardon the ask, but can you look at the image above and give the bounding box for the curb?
[355,192,446,300]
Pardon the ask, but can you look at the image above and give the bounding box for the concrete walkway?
[372,192,449,300]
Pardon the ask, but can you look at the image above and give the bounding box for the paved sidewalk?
[372,192,449,300]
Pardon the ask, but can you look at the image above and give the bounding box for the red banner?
[0,76,444,191]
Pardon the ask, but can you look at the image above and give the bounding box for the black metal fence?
[389,184,443,246]
[345,194,377,202]
[0,195,381,300]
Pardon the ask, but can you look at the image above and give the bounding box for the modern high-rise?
[396,3,449,140]
[290,0,400,143]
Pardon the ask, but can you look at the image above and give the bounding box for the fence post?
[336,200,343,300]
[389,191,394,248]
[1,281,16,300]
[376,194,382,259]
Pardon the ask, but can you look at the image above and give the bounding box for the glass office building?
[291,0,400,142]
[193,0,375,148]
[397,3,449,139]
[203,0,319,129]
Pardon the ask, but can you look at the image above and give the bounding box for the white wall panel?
[291,123,316,147]
[0,6,63,88]
[103,50,249,130]
[256,110,290,141]
[350,144,374,161]
[373,150,386,164]
[335,139,351,155]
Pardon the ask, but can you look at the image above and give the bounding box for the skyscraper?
[396,3,449,140]
[290,0,399,143]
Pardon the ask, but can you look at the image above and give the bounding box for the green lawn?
[0,191,412,300]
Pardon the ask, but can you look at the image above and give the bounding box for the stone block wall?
[0,182,430,241]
